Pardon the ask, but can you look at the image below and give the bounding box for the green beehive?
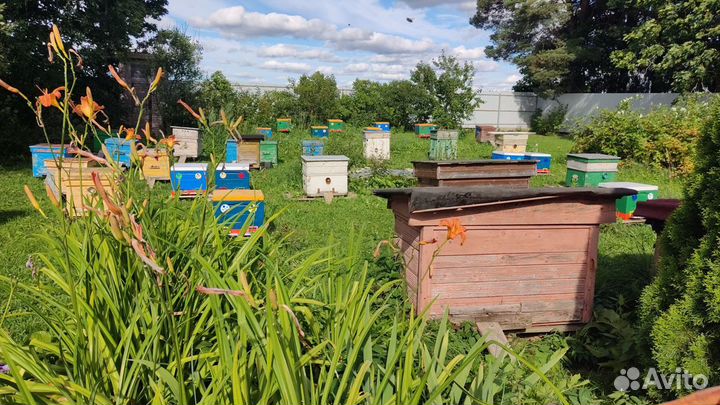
[276,118,292,133]
[93,131,114,153]
[260,140,278,167]
[328,119,345,132]
[429,130,458,161]
[565,153,621,187]
[598,182,659,220]
[415,123,438,137]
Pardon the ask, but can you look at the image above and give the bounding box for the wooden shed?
[374,186,634,333]
[413,160,537,187]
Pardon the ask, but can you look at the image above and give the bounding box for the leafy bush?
[571,96,711,174]
[532,104,567,136]
[637,96,720,392]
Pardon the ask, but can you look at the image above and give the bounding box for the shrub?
[571,96,711,174]
[638,96,720,393]
[531,104,567,136]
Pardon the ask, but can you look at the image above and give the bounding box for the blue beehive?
[212,189,266,236]
[29,144,70,177]
[491,151,526,161]
[171,163,208,197]
[524,152,552,173]
[302,140,325,156]
[373,122,390,132]
[311,126,329,138]
[104,138,134,167]
[257,127,273,139]
[216,163,251,190]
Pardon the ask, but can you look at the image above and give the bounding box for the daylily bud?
[24,185,46,218]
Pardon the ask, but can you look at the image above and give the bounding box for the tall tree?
[470,1,661,96]
[0,0,167,158]
[612,0,720,92]
[292,72,339,124]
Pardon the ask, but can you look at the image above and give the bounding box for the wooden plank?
[434,293,583,308]
[582,227,600,322]
[417,226,433,313]
[434,251,588,268]
[430,227,591,255]
[432,278,586,298]
[422,178,532,187]
[476,322,508,359]
[432,263,587,283]
[408,202,614,226]
[435,164,536,180]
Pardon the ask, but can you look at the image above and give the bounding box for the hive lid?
[311,125,329,129]
[413,159,535,166]
[328,119,344,123]
[170,126,199,130]
[105,137,134,144]
[30,143,66,149]
[301,155,349,162]
[524,152,552,157]
[171,163,208,171]
[567,153,621,161]
[257,127,272,130]
[277,118,292,121]
[598,182,658,192]
[492,151,525,157]
[227,135,265,142]
[415,123,437,127]
[212,189,264,202]
[217,162,250,171]
[374,121,390,124]
[374,186,636,213]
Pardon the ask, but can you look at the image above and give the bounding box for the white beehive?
[364,130,390,160]
[171,126,201,158]
[301,155,349,197]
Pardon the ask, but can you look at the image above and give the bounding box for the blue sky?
[160,0,521,89]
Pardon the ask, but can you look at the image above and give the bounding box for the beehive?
[491,151,526,161]
[524,152,552,174]
[104,138,134,167]
[429,130,458,161]
[212,189,266,237]
[311,126,329,138]
[215,163,251,190]
[226,135,264,167]
[328,119,345,132]
[413,160,537,188]
[276,118,292,133]
[373,122,390,132]
[92,132,113,153]
[414,123,438,138]
[171,126,201,159]
[30,144,70,177]
[475,125,497,143]
[139,148,170,181]
[375,186,634,332]
[44,159,114,216]
[301,155,349,197]
[492,132,530,153]
[598,182,659,220]
[260,140,278,167]
[170,163,208,197]
[364,130,390,160]
[302,140,325,156]
[257,127,273,139]
[566,153,620,187]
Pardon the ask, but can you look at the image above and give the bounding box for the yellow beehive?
[44,161,115,216]
[139,148,171,181]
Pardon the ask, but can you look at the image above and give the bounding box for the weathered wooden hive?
[44,158,115,216]
[374,186,635,332]
[171,126,201,160]
[491,132,532,153]
[301,155,349,197]
[413,160,537,187]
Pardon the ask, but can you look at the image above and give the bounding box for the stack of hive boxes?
[212,162,265,236]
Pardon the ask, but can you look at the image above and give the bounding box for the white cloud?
[451,45,485,60]
[257,44,339,61]
[473,60,498,72]
[504,74,522,84]
[261,60,312,73]
[400,0,473,9]
[317,66,335,75]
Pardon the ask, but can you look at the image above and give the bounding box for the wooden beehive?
[139,148,170,182]
[374,186,635,332]
[301,155,349,197]
[429,130,458,161]
[364,130,390,160]
[475,125,497,143]
[413,160,537,188]
[45,159,115,216]
[491,132,533,152]
[226,135,264,167]
[171,126,201,159]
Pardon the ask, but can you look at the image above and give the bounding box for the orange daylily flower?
[142,122,157,144]
[50,24,66,56]
[124,128,139,141]
[149,67,164,92]
[0,79,19,94]
[74,87,104,120]
[440,219,467,245]
[177,99,201,121]
[38,86,64,109]
[160,135,177,149]
[108,65,131,92]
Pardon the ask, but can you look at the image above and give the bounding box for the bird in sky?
[406,17,413,23]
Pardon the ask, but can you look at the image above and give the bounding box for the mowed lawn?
[0,128,684,342]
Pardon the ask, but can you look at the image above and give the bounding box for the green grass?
[0,128,683,401]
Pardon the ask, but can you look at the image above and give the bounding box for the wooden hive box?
[30,144,71,177]
[413,160,537,188]
[45,160,115,216]
[364,130,390,160]
[226,135,265,167]
[475,125,497,143]
[491,132,533,153]
[328,119,345,132]
[170,163,208,198]
[429,130,458,161]
[373,121,390,131]
[301,155,349,197]
[138,148,170,182]
[171,126,201,159]
[374,186,635,332]
[276,118,292,133]
[566,153,620,187]
[414,123,438,138]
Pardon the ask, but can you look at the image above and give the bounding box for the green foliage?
[470,1,662,96]
[145,28,203,130]
[572,95,712,174]
[198,71,241,115]
[638,97,720,391]
[531,104,568,136]
[411,53,479,129]
[612,0,720,92]
[292,71,339,125]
